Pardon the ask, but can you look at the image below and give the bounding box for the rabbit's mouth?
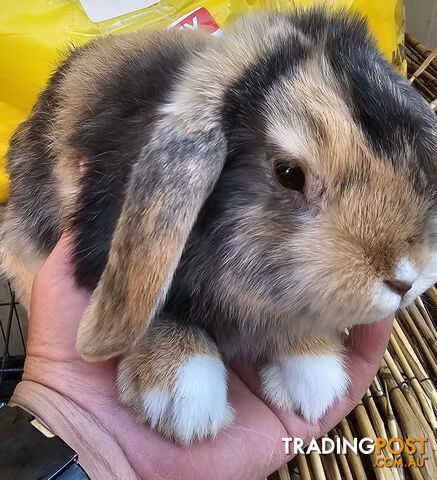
[399,253,437,309]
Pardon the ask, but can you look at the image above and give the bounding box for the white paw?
[142,355,234,444]
[261,354,349,423]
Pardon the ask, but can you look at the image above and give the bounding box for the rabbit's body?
[1,29,209,305]
[1,9,436,444]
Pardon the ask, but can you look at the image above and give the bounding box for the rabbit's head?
[76,10,436,361]
[172,10,437,332]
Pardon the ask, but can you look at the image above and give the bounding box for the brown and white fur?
[1,9,436,444]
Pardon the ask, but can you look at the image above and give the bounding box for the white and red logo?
[167,7,221,35]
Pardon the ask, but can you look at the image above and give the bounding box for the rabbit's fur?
[1,8,436,444]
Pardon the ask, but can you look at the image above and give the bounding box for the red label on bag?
[168,7,221,35]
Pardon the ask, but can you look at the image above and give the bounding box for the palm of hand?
[18,236,393,480]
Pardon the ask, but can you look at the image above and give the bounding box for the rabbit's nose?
[383,278,412,297]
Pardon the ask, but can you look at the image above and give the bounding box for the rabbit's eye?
[273,161,305,193]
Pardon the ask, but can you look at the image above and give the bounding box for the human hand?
[12,234,393,480]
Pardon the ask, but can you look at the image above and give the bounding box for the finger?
[348,316,394,367]
[31,231,90,304]
[343,316,394,406]
[28,233,91,359]
[32,233,76,289]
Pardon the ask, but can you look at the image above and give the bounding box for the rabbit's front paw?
[260,354,349,423]
[118,353,234,445]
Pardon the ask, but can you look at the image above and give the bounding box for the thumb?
[28,233,91,356]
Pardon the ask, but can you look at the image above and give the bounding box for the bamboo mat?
[269,291,437,480]
[406,33,437,110]
[269,33,437,480]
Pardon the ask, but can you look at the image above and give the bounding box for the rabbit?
[1,7,436,445]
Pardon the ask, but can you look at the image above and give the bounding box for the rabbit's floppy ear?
[76,107,227,360]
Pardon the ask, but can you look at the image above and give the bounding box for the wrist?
[11,380,137,480]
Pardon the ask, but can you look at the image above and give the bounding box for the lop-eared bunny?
[1,8,436,444]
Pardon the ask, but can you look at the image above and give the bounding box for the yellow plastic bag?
[0,0,405,203]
